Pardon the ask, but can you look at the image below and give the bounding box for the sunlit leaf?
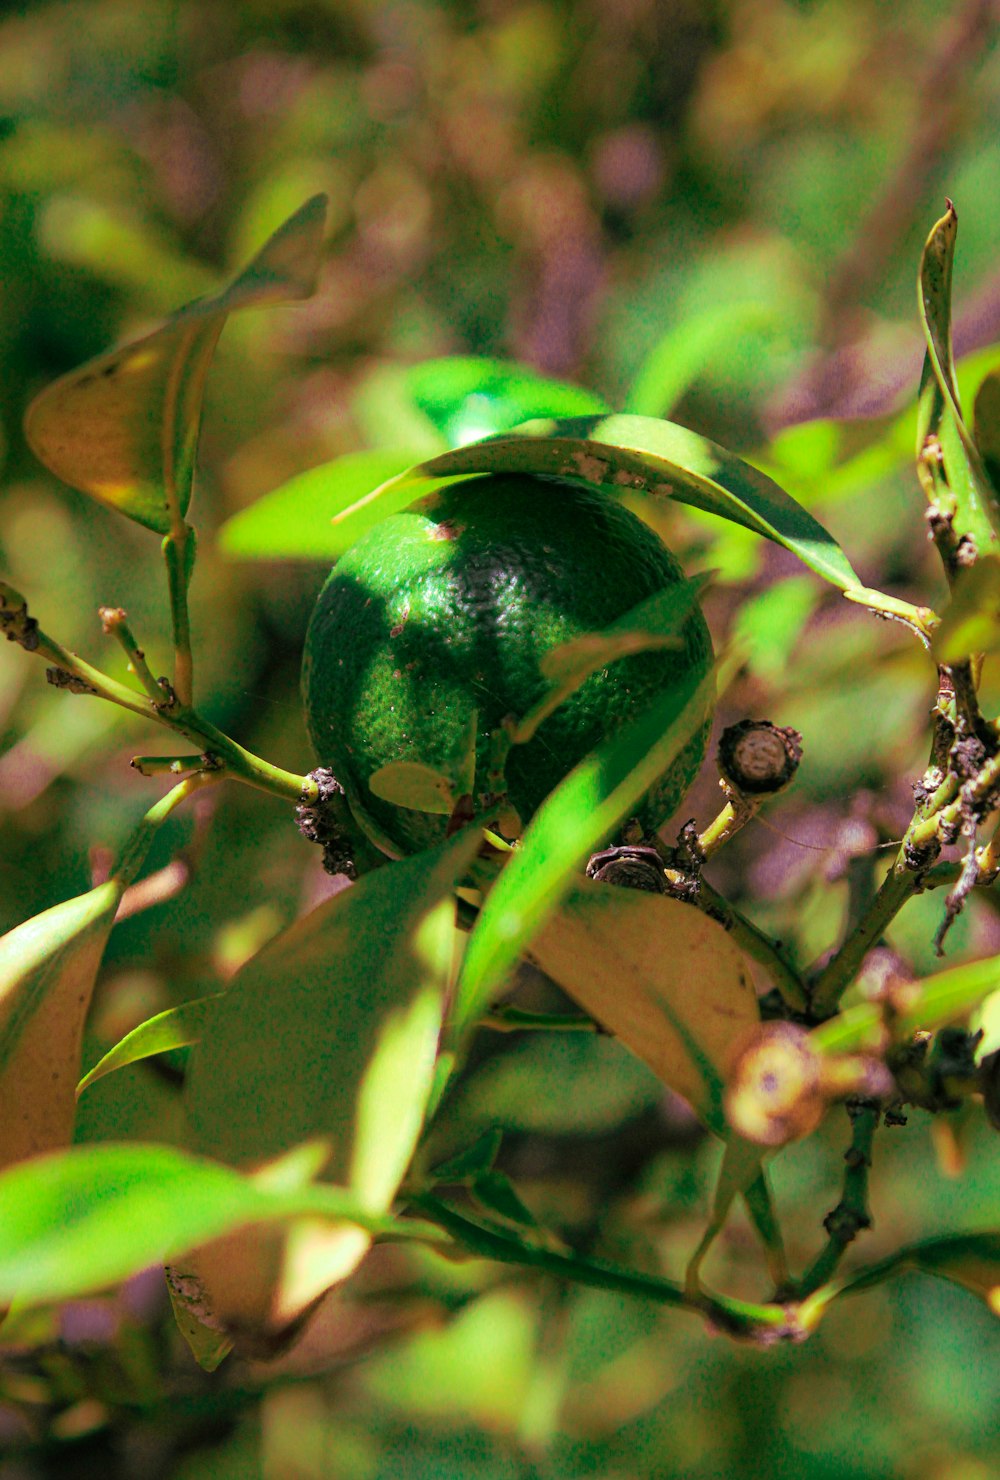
[180,828,480,1351]
[529,881,759,1137]
[218,449,422,561]
[0,781,212,1171]
[25,194,327,533]
[405,356,609,445]
[931,553,1000,661]
[333,414,860,588]
[452,668,715,1036]
[0,1142,421,1307]
[626,302,779,420]
[916,203,1000,563]
[77,994,223,1098]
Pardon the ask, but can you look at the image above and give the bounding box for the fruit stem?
[2,585,318,806]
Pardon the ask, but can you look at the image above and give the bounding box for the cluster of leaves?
[0,191,998,1413]
[2,3,1000,1471]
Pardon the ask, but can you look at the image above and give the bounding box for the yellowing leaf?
[368,760,457,816]
[25,195,326,533]
[529,881,758,1137]
[0,882,121,1170]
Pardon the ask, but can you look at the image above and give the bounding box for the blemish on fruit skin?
[431,521,461,542]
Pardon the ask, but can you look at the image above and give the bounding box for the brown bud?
[717,721,802,796]
[726,1022,825,1146]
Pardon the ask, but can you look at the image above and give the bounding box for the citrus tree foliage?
[1,3,1000,1477]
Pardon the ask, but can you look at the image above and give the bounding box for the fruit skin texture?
[302,474,713,856]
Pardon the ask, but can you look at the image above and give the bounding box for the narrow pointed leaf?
[916,203,1000,560]
[453,667,715,1035]
[218,449,423,561]
[529,881,759,1136]
[686,1137,768,1289]
[331,414,860,588]
[77,994,223,1098]
[25,195,327,532]
[841,1231,1000,1316]
[180,828,480,1349]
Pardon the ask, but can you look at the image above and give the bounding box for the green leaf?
[405,356,609,445]
[77,994,223,1098]
[812,952,1000,1059]
[25,194,327,533]
[333,414,861,589]
[180,828,481,1347]
[528,881,759,1137]
[452,666,715,1036]
[0,1142,427,1308]
[430,1128,504,1184]
[931,553,1000,661]
[218,449,423,561]
[626,302,780,420]
[916,203,1000,562]
[470,1170,538,1230]
[973,367,1000,494]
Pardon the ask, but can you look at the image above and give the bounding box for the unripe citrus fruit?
[302,474,713,856]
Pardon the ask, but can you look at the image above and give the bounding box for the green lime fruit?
[302,473,713,856]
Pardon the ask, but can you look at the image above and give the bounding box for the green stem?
[114,772,224,888]
[697,880,809,1013]
[809,863,919,1019]
[8,607,316,806]
[99,607,164,703]
[412,1194,805,1342]
[842,586,938,642]
[697,795,753,858]
[163,524,196,707]
[795,1101,878,1297]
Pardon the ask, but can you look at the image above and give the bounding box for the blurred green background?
[1,0,999,1475]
